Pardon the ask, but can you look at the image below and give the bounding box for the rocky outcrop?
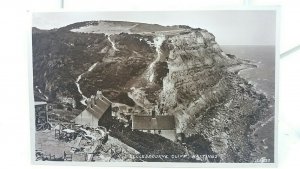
[147,29,270,162]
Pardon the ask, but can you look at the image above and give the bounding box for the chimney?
[91,95,95,107]
[151,109,156,118]
[87,98,92,108]
[96,90,103,100]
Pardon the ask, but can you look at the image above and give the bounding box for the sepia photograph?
[31,10,277,165]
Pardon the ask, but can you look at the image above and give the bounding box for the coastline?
[236,61,275,162]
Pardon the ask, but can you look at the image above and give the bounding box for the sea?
[221,45,276,162]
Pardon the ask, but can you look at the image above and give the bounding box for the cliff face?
[141,29,269,162]
[32,21,271,162]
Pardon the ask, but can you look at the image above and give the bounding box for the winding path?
[75,62,99,105]
[108,35,119,51]
[148,35,165,82]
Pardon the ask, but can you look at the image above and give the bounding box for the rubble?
[35,119,139,162]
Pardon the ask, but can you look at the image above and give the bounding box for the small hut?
[35,101,50,130]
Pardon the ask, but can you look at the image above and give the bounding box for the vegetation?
[110,119,189,162]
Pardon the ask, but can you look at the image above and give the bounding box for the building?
[131,112,176,141]
[35,101,49,130]
[74,91,112,129]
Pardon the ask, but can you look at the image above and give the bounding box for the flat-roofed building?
[132,114,176,141]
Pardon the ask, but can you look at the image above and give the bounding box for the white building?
[131,115,176,141]
[74,91,112,128]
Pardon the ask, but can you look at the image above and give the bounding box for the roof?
[132,115,175,130]
[34,101,47,106]
[85,97,111,119]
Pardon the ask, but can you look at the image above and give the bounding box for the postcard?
[30,9,278,167]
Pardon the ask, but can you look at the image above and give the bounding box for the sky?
[32,11,276,45]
